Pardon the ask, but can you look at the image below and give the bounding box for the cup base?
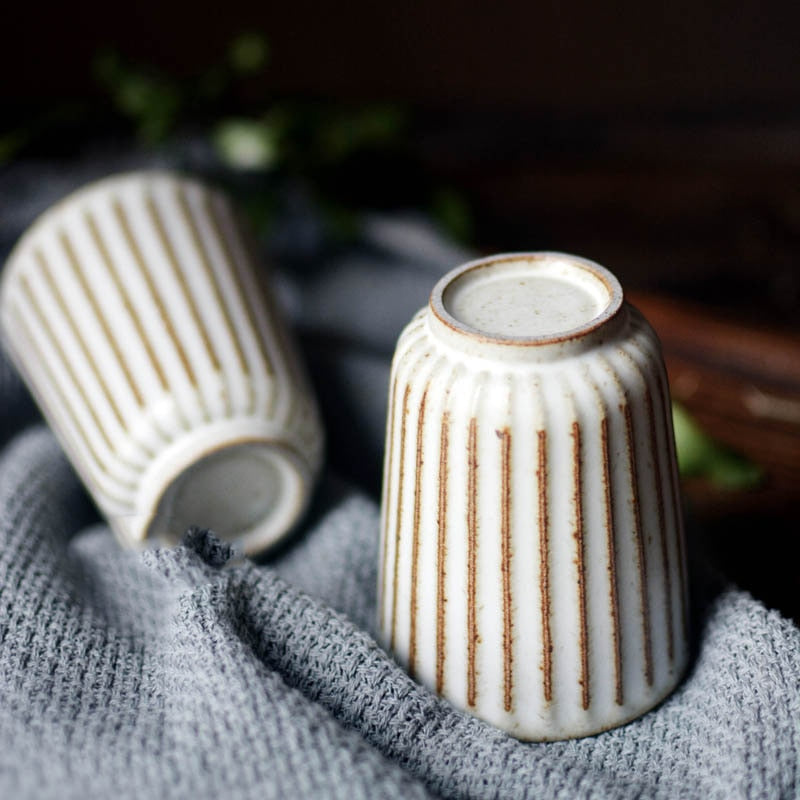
[112,418,311,555]
[149,442,305,553]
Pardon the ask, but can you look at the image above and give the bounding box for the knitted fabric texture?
[1,157,798,799]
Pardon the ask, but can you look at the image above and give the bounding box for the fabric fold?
[1,157,798,799]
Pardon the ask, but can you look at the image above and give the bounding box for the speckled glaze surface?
[378,252,688,741]
[0,171,323,554]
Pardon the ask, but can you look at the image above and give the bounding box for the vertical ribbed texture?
[0,172,323,545]
[0,170,796,797]
[379,304,688,741]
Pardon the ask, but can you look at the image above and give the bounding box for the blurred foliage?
[0,103,98,164]
[213,119,279,170]
[0,130,26,164]
[430,188,473,245]
[228,33,270,75]
[94,51,183,143]
[92,33,469,243]
[211,103,408,174]
[0,32,473,244]
[92,34,271,144]
[672,403,763,490]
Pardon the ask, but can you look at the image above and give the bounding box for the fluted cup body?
[0,171,323,554]
[378,253,688,740]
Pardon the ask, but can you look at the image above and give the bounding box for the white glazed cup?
[0,171,323,555]
[378,252,688,741]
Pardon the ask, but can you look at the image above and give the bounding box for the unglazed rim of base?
[430,252,624,347]
[109,419,314,555]
[144,439,309,556]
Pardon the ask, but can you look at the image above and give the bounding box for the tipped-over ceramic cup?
[0,171,323,555]
[378,252,688,740]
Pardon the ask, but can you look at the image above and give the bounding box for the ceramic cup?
[0,171,323,554]
[378,252,688,740]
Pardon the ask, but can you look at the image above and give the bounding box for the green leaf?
[706,454,764,490]
[0,129,27,164]
[317,105,406,163]
[93,49,181,142]
[213,119,278,170]
[430,187,473,243]
[672,403,710,476]
[672,403,763,490]
[229,33,269,74]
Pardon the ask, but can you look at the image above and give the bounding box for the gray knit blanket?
[1,154,798,799]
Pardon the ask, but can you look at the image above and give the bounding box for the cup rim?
[429,252,624,347]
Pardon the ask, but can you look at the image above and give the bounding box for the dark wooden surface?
[412,111,800,323]
[631,290,800,510]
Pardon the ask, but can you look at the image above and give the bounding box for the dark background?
[3,1,800,619]
[4,1,800,318]
[6,2,800,110]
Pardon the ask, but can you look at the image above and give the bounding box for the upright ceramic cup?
[378,252,688,740]
[0,171,323,554]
